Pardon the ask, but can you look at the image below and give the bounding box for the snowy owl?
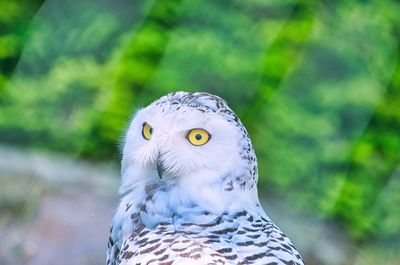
[107,92,304,265]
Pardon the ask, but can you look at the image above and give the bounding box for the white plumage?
[107,92,304,265]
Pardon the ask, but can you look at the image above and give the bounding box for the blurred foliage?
[0,0,399,244]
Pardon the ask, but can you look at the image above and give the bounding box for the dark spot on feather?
[121,251,134,259]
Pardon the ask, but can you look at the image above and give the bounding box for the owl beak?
[156,155,165,179]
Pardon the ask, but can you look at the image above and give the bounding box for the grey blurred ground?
[0,145,391,265]
[0,145,119,265]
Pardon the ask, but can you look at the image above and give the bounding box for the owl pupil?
[149,128,153,134]
[195,134,202,140]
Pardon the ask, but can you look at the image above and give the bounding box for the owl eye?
[142,122,153,140]
[186,128,211,146]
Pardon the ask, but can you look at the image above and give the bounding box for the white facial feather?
[120,92,257,209]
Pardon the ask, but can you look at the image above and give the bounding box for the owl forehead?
[143,102,224,132]
[154,91,228,110]
[148,92,239,123]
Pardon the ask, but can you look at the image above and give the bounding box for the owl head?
[120,92,258,196]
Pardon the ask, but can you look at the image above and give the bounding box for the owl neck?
[118,176,261,231]
[120,165,260,221]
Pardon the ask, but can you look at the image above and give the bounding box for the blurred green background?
[1,0,399,264]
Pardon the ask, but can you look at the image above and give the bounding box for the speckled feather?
[107,92,304,265]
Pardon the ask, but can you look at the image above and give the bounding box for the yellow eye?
[187,129,211,146]
[142,122,153,140]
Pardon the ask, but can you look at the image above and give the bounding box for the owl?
[107,92,304,265]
